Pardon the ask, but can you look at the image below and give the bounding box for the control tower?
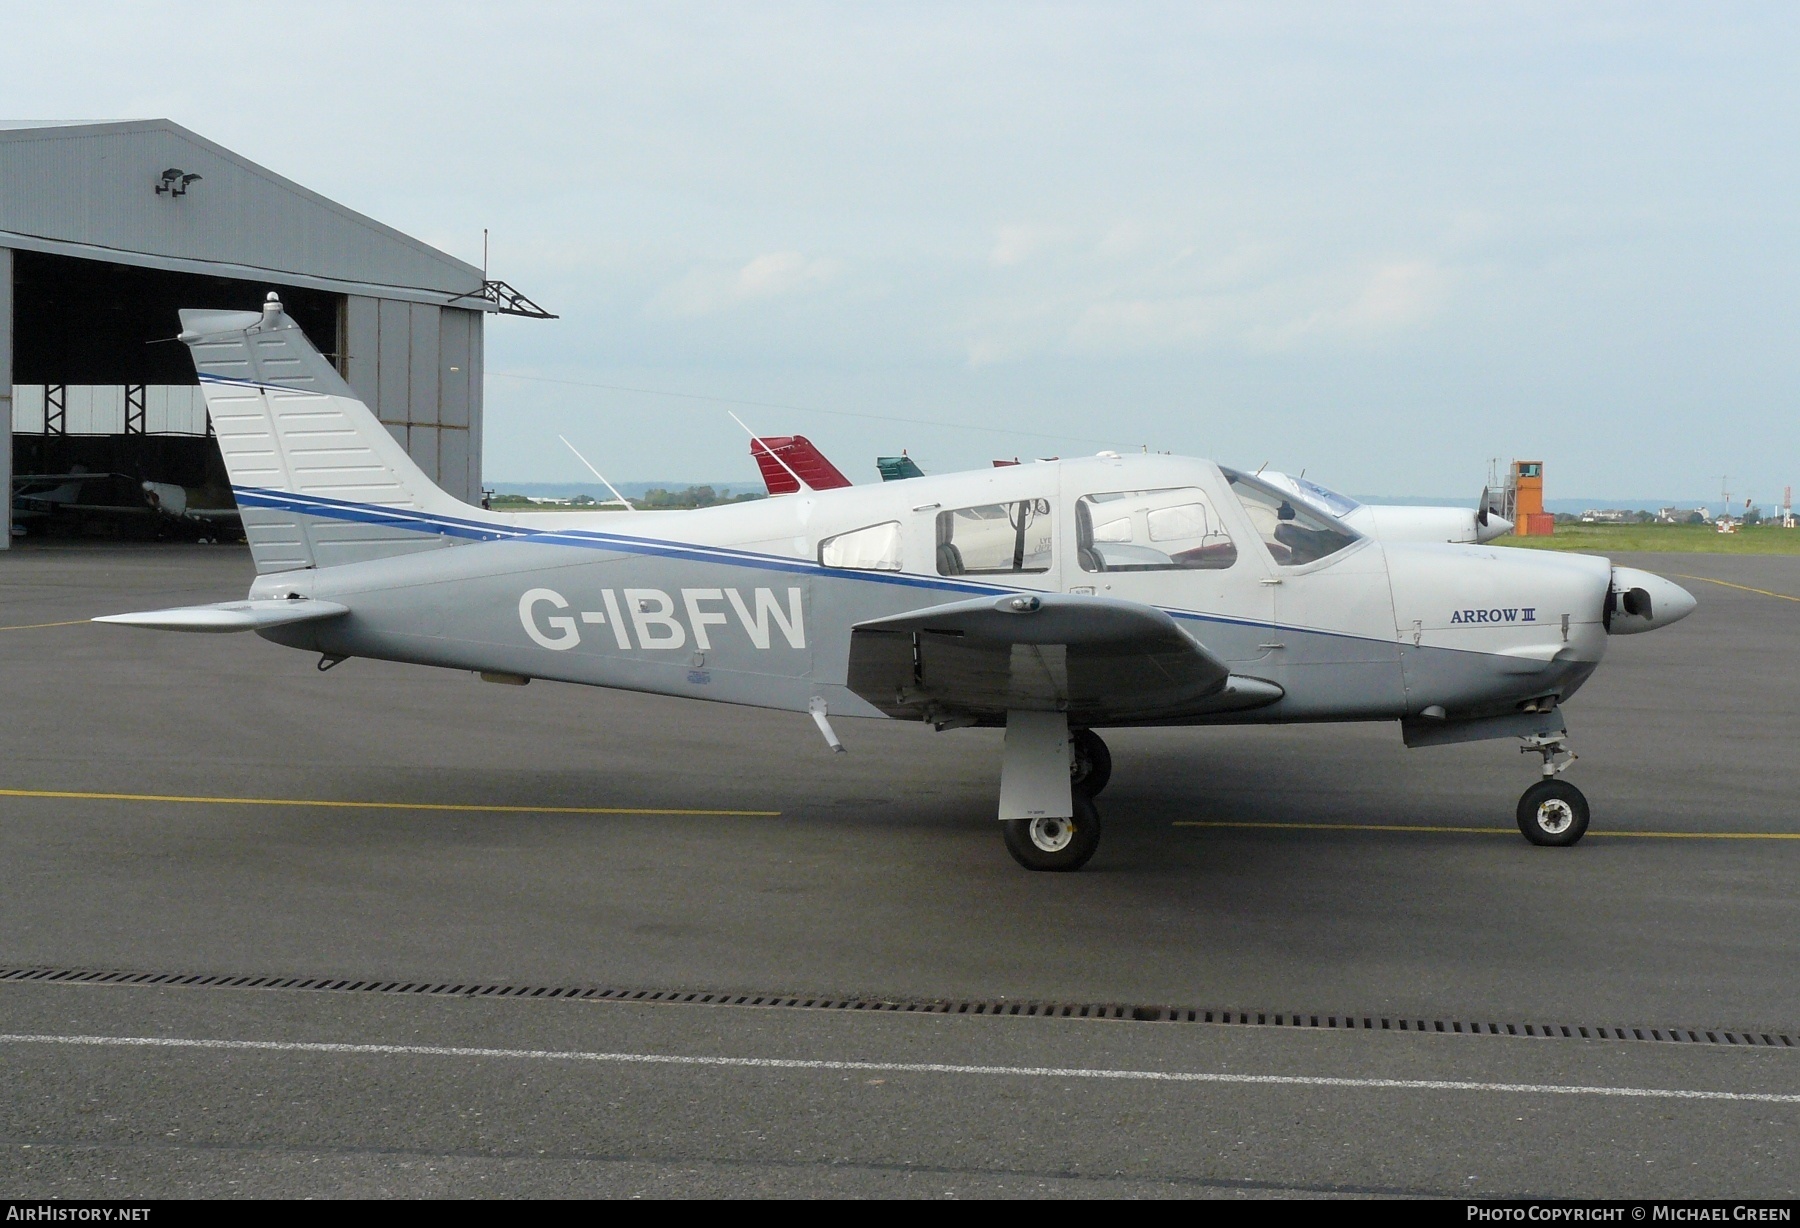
[1507,460,1554,537]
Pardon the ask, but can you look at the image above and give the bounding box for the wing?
[846,592,1281,725]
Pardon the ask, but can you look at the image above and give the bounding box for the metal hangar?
[0,119,549,546]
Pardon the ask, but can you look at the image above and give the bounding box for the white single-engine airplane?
[1258,471,1513,544]
[99,296,1697,871]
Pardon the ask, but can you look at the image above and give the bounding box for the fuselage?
[247,453,1644,728]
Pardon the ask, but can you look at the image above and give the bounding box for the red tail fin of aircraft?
[750,436,853,495]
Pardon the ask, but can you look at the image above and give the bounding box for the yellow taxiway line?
[0,787,778,818]
[1668,574,1800,603]
[0,619,93,632]
[1172,820,1800,840]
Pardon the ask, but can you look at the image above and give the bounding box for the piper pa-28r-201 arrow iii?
[98,295,1697,871]
[1257,471,1514,545]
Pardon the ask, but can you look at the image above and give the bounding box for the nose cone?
[1607,566,1697,635]
[1475,514,1513,543]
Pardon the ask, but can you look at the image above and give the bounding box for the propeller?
[1476,486,1491,528]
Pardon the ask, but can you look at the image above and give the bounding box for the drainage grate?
[2,965,1793,1049]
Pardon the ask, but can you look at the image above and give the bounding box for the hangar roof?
[0,120,492,309]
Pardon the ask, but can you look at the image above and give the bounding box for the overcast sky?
[4,3,1796,501]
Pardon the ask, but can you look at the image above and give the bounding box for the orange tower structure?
[1511,460,1554,536]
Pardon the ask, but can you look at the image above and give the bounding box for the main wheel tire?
[1003,794,1103,872]
[1070,728,1112,797]
[1517,779,1590,846]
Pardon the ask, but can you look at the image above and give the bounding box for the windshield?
[1264,471,1361,519]
[1222,468,1361,566]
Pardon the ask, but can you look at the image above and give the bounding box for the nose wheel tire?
[1070,729,1112,797]
[1517,779,1590,846]
[1003,794,1103,871]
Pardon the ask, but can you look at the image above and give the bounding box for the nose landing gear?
[1517,733,1589,846]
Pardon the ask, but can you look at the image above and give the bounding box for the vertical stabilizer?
[749,435,853,495]
[180,295,476,574]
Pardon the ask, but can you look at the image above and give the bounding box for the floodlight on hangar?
[0,119,552,547]
[154,168,202,197]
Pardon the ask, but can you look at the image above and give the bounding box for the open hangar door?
[10,251,342,541]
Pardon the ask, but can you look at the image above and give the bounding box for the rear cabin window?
[819,521,903,571]
[1223,469,1359,566]
[1076,488,1238,571]
[936,499,1054,575]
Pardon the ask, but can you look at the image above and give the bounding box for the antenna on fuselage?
[728,411,813,494]
[557,435,637,511]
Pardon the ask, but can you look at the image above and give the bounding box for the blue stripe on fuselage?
[234,486,1383,645]
[233,486,1006,597]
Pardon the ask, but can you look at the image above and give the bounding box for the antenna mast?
[728,411,811,493]
[558,435,636,511]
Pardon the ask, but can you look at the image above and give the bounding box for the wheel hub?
[1536,799,1575,835]
[1028,816,1075,852]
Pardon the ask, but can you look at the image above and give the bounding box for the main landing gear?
[1070,727,1112,798]
[1003,795,1102,872]
[1517,733,1588,846]
[999,717,1111,872]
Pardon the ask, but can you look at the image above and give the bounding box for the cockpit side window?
[819,521,902,571]
[1075,488,1238,572]
[1222,469,1360,566]
[936,499,1054,575]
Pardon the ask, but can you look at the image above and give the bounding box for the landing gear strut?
[1516,733,1589,846]
[1071,728,1111,797]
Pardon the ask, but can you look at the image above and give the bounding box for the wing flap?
[93,599,349,634]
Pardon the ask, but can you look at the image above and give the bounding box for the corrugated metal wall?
[10,385,209,435]
[1,247,12,550]
[0,123,479,300]
[343,298,483,504]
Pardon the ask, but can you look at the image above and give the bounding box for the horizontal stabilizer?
[93,599,349,634]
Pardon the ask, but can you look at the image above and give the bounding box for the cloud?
[651,250,844,317]
[989,224,1076,267]
[1065,295,1225,353]
[1252,259,1453,348]
[966,254,1455,362]
[1339,259,1448,330]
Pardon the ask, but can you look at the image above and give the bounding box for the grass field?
[1495,523,1800,554]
